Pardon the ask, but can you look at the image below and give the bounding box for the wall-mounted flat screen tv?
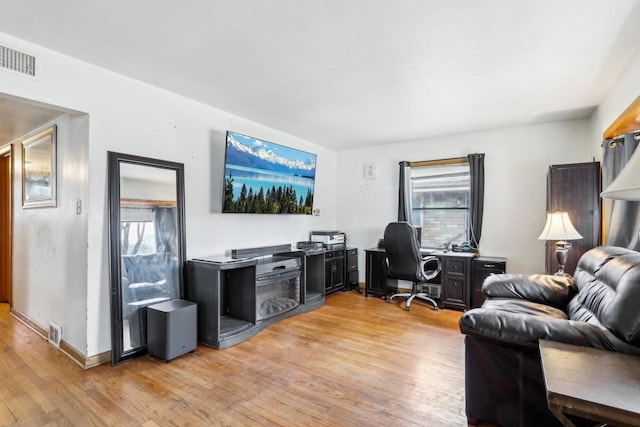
[223,131,317,214]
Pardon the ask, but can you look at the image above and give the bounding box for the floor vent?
[48,321,62,348]
[0,45,37,76]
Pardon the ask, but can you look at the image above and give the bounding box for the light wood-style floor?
[0,291,469,426]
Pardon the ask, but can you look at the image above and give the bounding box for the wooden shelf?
[603,95,640,139]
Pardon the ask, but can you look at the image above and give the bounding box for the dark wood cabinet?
[324,248,345,294]
[546,162,601,276]
[346,247,359,291]
[300,250,325,303]
[365,248,396,297]
[472,256,507,308]
[441,255,473,311]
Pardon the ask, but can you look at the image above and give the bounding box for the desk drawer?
[472,257,507,308]
[474,261,506,271]
[444,277,465,304]
[347,249,358,272]
[325,249,344,260]
[442,255,472,311]
[445,258,467,276]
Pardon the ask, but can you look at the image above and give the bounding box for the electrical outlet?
[312,209,320,216]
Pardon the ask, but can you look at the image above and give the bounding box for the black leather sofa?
[459,246,640,427]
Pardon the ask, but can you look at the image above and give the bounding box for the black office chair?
[384,221,441,311]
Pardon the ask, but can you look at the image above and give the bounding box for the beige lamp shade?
[601,147,640,200]
[538,212,583,241]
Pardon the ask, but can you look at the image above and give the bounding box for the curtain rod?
[410,157,467,168]
[602,132,640,147]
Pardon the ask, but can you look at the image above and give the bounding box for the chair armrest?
[420,256,441,281]
[459,307,640,355]
[482,274,576,309]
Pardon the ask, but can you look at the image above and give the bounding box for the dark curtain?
[154,207,178,255]
[154,206,180,297]
[398,161,411,222]
[603,132,640,250]
[468,153,485,249]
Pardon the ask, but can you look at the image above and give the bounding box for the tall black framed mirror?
[108,151,186,364]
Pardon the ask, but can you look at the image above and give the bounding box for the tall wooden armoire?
[546,162,601,276]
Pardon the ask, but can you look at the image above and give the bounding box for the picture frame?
[22,125,56,208]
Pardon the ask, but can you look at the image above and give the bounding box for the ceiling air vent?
[0,45,36,76]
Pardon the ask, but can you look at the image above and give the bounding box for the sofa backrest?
[569,246,640,346]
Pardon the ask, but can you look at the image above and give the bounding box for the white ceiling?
[0,96,65,145]
[1,1,640,150]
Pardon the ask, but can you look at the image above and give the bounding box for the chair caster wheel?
[405,307,410,311]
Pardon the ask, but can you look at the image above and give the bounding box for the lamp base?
[554,241,571,276]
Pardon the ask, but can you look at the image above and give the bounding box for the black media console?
[185,244,356,349]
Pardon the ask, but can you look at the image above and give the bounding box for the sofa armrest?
[460,307,640,355]
[482,274,576,309]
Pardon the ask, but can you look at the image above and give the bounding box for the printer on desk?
[310,230,346,249]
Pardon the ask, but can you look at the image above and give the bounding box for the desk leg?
[548,401,577,427]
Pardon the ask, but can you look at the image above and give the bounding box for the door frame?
[0,143,12,304]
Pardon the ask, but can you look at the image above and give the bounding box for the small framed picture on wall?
[22,125,57,208]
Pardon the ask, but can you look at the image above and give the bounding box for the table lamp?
[601,146,640,200]
[538,212,583,276]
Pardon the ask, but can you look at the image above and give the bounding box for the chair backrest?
[384,221,428,282]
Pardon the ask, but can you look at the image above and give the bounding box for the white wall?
[336,119,594,275]
[0,32,337,357]
[11,113,89,353]
[121,178,176,201]
[589,46,640,158]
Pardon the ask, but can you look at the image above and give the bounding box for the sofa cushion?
[460,299,567,347]
[482,274,576,309]
[568,246,640,346]
[460,298,640,354]
[480,298,568,319]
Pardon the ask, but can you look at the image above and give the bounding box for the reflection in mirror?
[109,152,186,364]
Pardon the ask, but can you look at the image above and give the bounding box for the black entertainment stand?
[185,245,336,349]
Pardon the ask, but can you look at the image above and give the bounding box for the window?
[120,207,157,255]
[410,160,470,249]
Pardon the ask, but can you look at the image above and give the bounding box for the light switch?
[364,163,377,179]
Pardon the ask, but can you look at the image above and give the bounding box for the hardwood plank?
[0,403,15,425]
[0,292,469,426]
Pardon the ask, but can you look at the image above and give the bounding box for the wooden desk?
[364,247,475,310]
[539,339,640,427]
